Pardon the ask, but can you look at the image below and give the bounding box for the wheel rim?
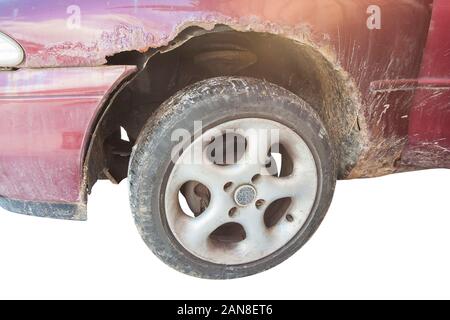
[164,118,318,265]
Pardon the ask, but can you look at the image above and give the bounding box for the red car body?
[0,0,448,220]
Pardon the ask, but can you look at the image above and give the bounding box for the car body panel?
[0,66,136,203]
[402,0,450,168]
[0,0,448,218]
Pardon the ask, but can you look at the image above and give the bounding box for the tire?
[129,77,336,279]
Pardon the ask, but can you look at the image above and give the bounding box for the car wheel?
[129,77,336,279]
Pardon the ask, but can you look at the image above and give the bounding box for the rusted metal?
[0,0,449,218]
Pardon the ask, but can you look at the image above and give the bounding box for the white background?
[0,169,448,300]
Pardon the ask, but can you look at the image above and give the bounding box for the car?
[0,0,448,279]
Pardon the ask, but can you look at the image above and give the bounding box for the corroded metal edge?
[0,195,87,221]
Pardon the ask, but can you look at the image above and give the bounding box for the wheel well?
[84,27,362,194]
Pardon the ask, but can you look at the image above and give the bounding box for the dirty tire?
[129,77,336,279]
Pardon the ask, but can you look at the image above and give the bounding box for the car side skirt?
[0,195,86,221]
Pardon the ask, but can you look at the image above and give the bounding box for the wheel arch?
[82,26,363,198]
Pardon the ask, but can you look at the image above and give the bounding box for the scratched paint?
[402,0,450,168]
[0,66,136,202]
[0,0,448,209]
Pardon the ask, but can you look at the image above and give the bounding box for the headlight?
[0,32,24,67]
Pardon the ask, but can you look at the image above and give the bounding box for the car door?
[402,0,450,168]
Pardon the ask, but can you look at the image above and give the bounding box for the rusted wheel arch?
[82,26,363,200]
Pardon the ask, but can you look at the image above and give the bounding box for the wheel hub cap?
[234,185,257,207]
[164,118,319,265]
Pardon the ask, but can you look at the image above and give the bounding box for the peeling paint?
[0,0,448,212]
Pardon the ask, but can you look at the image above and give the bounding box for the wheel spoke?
[177,196,231,250]
[171,162,217,192]
[257,168,317,204]
[243,128,272,166]
[236,209,272,251]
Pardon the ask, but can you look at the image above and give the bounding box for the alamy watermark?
[65,4,381,31]
[170,121,280,168]
[66,5,81,30]
[367,5,382,30]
